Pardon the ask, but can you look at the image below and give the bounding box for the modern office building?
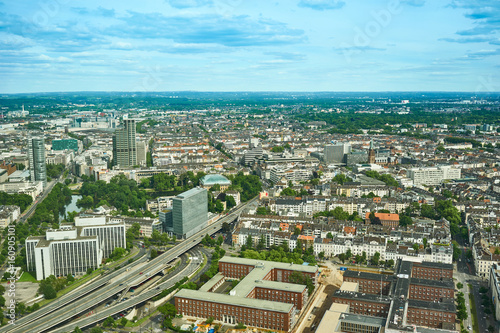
[28,136,47,187]
[324,143,351,164]
[112,118,137,167]
[26,226,102,280]
[75,215,127,258]
[159,209,173,233]
[52,139,79,152]
[172,187,208,238]
[408,166,461,186]
[136,140,147,166]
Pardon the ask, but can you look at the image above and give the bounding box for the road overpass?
[50,249,204,333]
[2,197,256,333]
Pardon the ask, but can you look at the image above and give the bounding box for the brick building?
[335,259,456,331]
[411,261,453,280]
[331,290,391,318]
[408,277,454,302]
[407,299,456,329]
[342,270,393,295]
[364,212,400,228]
[175,257,318,332]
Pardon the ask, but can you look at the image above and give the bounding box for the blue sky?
[0,0,499,93]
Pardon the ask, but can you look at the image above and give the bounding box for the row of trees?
[364,170,399,187]
[240,240,316,266]
[337,249,395,268]
[314,206,363,222]
[0,192,32,212]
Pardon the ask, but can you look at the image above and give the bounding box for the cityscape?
[1,1,500,333]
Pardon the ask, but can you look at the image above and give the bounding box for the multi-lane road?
[51,249,205,333]
[1,197,255,333]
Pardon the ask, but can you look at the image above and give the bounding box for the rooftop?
[175,289,293,313]
[200,174,232,186]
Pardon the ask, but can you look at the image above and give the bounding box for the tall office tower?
[324,143,352,164]
[28,136,47,187]
[368,139,376,164]
[136,141,147,166]
[172,187,208,239]
[112,118,137,167]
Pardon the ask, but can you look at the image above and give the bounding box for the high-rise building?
[26,226,102,280]
[368,139,376,164]
[324,143,351,164]
[112,118,137,167]
[28,136,47,187]
[136,141,147,166]
[75,215,127,258]
[172,187,208,239]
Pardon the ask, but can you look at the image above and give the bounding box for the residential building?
[408,166,461,186]
[0,205,20,228]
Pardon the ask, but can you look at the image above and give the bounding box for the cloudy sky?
[1,0,499,93]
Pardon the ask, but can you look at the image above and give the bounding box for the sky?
[0,0,499,93]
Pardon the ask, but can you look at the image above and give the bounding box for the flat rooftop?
[219,256,319,274]
[408,299,456,312]
[410,277,454,289]
[175,289,293,313]
[175,187,206,199]
[343,270,394,282]
[332,290,392,304]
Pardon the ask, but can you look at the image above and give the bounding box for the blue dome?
[200,174,232,186]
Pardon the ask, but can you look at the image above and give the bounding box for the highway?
[0,249,148,331]
[50,249,204,333]
[2,197,255,333]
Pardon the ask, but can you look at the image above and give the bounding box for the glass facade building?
[112,118,137,167]
[172,187,208,238]
[28,136,47,187]
[52,139,79,151]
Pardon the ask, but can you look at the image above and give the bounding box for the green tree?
[90,328,103,333]
[281,187,297,196]
[120,317,128,326]
[151,248,158,259]
[73,327,83,333]
[103,316,115,327]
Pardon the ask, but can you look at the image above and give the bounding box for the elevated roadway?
[2,197,255,333]
[50,249,204,333]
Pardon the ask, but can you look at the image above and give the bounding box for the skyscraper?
[112,118,137,167]
[172,187,208,239]
[28,136,47,187]
[324,143,351,164]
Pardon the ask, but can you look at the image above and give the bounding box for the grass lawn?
[17,272,38,283]
[468,284,479,333]
[125,309,159,327]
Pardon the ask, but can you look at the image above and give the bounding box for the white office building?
[75,215,127,258]
[408,166,461,186]
[26,227,102,280]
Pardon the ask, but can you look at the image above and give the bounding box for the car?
[467,325,471,330]
[139,272,143,274]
